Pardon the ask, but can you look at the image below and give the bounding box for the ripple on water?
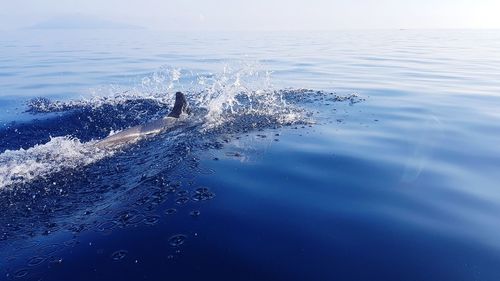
[63,239,79,247]
[192,187,215,201]
[115,209,139,221]
[168,234,187,247]
[143,215,160,225]
[114,209,143,227]
[10,240,39,251]
[190,210,201,217]
[177,189,189,197]
[111,250,128,261]
[225,151,242,157]
[175,197,189,205]
[13,268,29,279]
[165,208,177,215]
[96,221,118,232]
[27,256,46,267]
[47,256,63,265]
[166,182,181,192]
[6,255,18,262]
[195,187,209,194]
[36,243,64,256]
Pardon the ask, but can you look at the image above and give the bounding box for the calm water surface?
[1,29,500,280]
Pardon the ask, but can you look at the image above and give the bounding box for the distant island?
[27,14,145,30]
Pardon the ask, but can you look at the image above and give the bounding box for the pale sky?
[1,0,500,31]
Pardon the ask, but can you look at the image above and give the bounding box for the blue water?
[1,29,500,280]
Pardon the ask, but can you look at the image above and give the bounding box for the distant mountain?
[27,14,145,30]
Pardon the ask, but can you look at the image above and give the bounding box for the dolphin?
[96,92,190,149]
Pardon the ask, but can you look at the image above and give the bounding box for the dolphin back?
[96,117,178,149]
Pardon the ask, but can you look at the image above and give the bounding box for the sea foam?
[0,136,113,189]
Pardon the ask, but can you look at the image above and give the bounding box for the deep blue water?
[1,29,500,281]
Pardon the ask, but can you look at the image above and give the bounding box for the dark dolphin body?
[96,92,189,149]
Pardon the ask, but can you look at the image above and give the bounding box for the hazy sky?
[1,0,500,30]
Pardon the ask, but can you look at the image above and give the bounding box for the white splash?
[189,62,303,129]
[28,63,305,130]
[29,66,186,113]
[0,136,114,190]
[14,63,308,188]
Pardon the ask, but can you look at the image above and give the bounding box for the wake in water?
[0,65,364,278]
[0,64,362,192]
[0,137,112,188]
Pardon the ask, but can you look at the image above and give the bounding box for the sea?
[0,29,500,281]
